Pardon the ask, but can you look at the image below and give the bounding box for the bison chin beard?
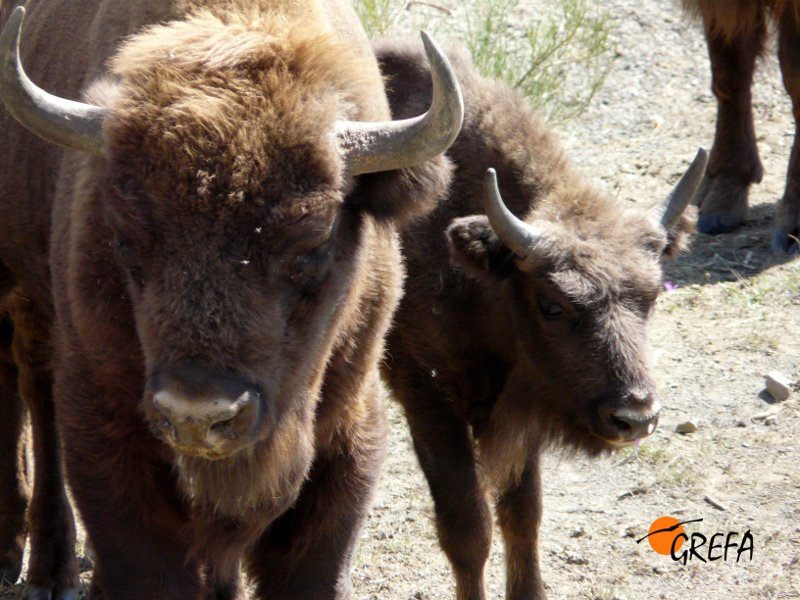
[170,407,316,584]
[175,407,315,520]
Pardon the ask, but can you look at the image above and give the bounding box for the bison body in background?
[685,0,800,252]
[0,1,461,597]
[376,39,705,599]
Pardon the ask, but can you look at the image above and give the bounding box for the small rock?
[734,419,747,428]
[764,415,778,426]
[570,527,586,538]
[765,371,792,402]
[704,494,728,511]
[675,421,698,434]
[653,565,667,575]
[752,408,782,422]
[564,551,589,565]
[621,526,638,538]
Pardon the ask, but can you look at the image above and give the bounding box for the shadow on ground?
[664,203,799,287]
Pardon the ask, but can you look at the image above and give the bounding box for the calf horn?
[0,7,107,156]
[335,31,464,176]
[483,168,541,257]
[651,148,708,230]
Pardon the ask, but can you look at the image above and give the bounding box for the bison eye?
[284,247,332,289]
[539,300,563,320]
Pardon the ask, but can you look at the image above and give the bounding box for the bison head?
[446,151,706,457]
[0,7,462,512]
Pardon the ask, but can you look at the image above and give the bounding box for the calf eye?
[539,301,563,320]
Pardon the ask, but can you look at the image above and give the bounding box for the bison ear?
[446,215,515,279]
[663,205,697,260]
[346,155,454,229]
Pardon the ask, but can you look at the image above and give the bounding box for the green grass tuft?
[354,0,613,124]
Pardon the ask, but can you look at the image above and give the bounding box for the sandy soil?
[2,0,799,599]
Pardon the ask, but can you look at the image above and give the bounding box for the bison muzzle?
[145,366,268,459]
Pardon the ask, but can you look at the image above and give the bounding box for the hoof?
[697,214,743,235]
[771,230,800,254]
[25,585,79,600]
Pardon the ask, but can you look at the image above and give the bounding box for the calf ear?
[663,205,697,260]
[347,155,454,229]
[446,215,515,279]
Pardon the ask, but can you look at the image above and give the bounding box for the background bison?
[0,1,461,598]
[684,0,800,252]
[376,38,705,599]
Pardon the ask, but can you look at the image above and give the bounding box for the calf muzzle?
[606,407,660,442]
[598,392,661,444]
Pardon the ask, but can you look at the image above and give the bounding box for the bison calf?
[684,0,800,252]
[376,39,705,599]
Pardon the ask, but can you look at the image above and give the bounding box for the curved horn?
[651,147,708,230]
[0,7,107,156]
[335,31,463,176]
[483,168,540,257]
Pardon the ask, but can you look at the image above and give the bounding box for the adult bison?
[684,0,800,251]
[0,0,462,597]
[375,40,706,600]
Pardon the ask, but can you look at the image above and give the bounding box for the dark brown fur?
[683,0,800,250]
[0,2,451,598]
[0,304,27,588]
[375,39,694,600]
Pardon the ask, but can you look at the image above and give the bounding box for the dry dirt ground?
[3,0,799,599]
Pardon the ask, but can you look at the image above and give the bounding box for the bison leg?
[495,450,546,600]
[247,391,387,599]
[774,10,800,253]
[57,373,201,600]
[0,313,28,587]
[695,9,766,234]
[10,296,78,600]
[399,387,491,600]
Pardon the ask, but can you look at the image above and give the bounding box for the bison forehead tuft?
[521,216,666,310]
[100,11,381,211]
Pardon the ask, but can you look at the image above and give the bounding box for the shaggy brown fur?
[0,1,451,598]
[683,0,800,250]
[682,0,798,40]
[375,39,695,600]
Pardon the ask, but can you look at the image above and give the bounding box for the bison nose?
[602,390,661,442]
[607,408,660,441]
[150,388,262,457]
